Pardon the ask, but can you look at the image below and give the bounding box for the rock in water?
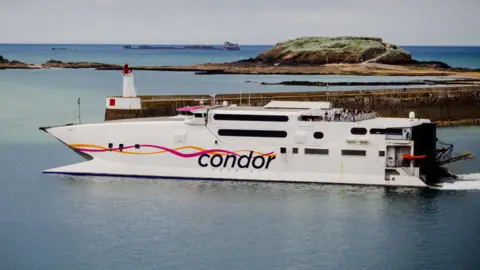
[255,36,415,65]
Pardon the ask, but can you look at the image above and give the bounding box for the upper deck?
[191,101,429,126]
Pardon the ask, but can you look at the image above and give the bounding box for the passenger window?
[370,128,386,135]
[305,148,329,155]
[342,150,366,156]
[313,132,324,139]
[351,128,367,135]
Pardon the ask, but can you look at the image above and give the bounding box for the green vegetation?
[276,36,384,53]
[256,36,414,64]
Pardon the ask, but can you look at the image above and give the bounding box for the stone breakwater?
[105,85,480,127]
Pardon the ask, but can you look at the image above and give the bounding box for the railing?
[326,111,377,122]
[299,112,377,123]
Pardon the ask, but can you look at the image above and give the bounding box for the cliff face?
[255,36,415,65]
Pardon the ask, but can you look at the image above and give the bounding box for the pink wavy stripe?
[74,144,274,158]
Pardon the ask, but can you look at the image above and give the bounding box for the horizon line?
[1,42,480,47]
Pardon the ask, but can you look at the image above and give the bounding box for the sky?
[1,0,479,45]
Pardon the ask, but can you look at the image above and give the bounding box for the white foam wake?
[436,173,480,190]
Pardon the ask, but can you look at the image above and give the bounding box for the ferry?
[40,65,472,188]
[223,42,240,51]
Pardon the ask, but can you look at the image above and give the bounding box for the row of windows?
[109,142,384,157]
[280,148,383,157]
[216,128,406,139]
[218,129,287,138]
[210,114,404,137]
[217,129,326,139]
[216,129,405,139]
[108,143,141,152]
[216,128,403,138]
[352,127,403,135]
[213,114,289,122]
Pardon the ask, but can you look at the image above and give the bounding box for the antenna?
[239,56,244,106]
[77,97,81,124]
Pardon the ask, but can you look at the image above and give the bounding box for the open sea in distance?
[1,44,480,269]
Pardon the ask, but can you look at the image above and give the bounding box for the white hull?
[44,160,427,187]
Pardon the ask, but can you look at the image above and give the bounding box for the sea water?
[1,45,480,269]
[1,44,480,69]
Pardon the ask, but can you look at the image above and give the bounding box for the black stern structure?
[411,122,473,185]
[411,123,442,184]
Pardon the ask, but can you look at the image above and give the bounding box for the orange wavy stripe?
[69,144,276,157]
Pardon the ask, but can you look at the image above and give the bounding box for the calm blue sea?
[1,44,480,68]
[1,44,480,269]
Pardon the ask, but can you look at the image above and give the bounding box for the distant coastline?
[1,37,480,77]
[123,42,240,51]
[2,57,479,78]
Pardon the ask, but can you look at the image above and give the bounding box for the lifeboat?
[403,154,426,160]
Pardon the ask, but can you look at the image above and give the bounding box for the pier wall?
[104,86,480,126]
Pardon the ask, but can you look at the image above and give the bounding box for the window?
[342,150,366,156]
[379,150,385,157]
[293,148,298,154]
[370,128,386,135]
[299,115,323,122]
[108,143,113,149]
[218,129,287,138]
[386,128,403,135]
[119,144,124,152]
[194,113,205,118]
[135,144,140,149]
[351,128,367,135]
[313,132,324,139]
[280,147,287,154]
[213,114,289,122]
[305,148,329,155]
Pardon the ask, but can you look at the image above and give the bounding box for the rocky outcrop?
[253,36,417,65]
[407,60,452,69]
[41,60,122,69]
[0,55,35,69]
